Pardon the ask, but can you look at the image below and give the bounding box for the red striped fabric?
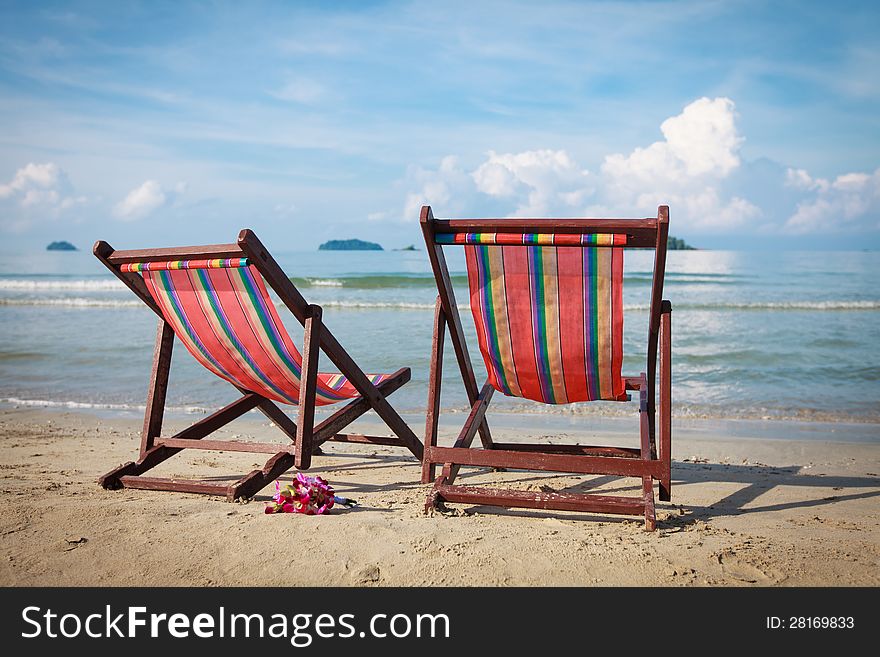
[463,244,626,404]
[136,263,388,406]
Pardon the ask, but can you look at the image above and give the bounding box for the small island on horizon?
[319,238,383,251]
[46,240,77,251]
[668,236,696,250]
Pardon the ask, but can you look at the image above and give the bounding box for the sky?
[0,0,878,251]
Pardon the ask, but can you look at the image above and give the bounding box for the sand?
[0,407,878,587]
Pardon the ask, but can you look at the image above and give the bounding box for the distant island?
[393,245,418,251]
[318,239,383,251]
[668,236,696,250]
[46,240,77,251]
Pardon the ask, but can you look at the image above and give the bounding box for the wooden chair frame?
[420,205,671,530]
[94,229,423,501]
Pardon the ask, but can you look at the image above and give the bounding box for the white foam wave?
[5,396,876,425]
[307,278,344,287]
[0,298,141,307]
[266,299,880,312]
[1,397,146,411]
[678,300,880,311]
[0,397,218,414]
[319,300,452,310]
[0,279,124,291]
[2,297,875,311]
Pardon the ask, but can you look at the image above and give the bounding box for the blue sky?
[1,0,878,250]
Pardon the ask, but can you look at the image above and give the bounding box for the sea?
[1,247,878,440]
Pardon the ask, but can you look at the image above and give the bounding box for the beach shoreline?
[1,407,878,587]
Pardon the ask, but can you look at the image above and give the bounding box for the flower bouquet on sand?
[265,473,356,515]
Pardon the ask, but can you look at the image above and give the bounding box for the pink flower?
[264,475,338,514]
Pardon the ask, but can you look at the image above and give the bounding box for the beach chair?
[94,229,423,501]
[420,205,671,530]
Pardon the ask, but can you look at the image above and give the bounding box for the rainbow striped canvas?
[436,232,626,246]
[131,262,387,406]
[464,243,626,404]
[121,258,248,272]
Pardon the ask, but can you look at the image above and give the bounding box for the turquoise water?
[1,248,878,429]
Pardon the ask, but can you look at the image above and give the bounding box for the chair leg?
[295,305,322,470]
[425,475,447,513]
[659,467,672,502]
[658,301,672,502]
[229,451,297,501]
[99,461,140,490]
[139,319,175,457]
[423,297,445,484]
[643,476,656,532]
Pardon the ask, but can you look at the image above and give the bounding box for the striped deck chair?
[420,206,671,530]
[94,229,423,501]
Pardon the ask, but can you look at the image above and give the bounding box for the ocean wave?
[319,300,464,310]
[0,279,124,291]
[306,278,344,287]
[290,274,467,289]
[672,300,880,311]
[4,395,877,425]
[0,297,141,307]
[487,400,880,424]
[0,297,450,310]
[290,273,740,288]
[0,296,876,312]
[0,397,217,414]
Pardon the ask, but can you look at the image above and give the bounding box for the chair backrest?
[442,234,626,403]
[96,239,377,407]
[424,207,669,406]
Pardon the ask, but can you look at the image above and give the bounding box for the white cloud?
[599,97,758,231]
[673,188,760,230]
[59,195,88,210]
[472,149,592,216]
[398,96,879,240]
[785,167,880,233]
[602,97,741,193]
[785,167,829,193]
[113,180,184,221]
[661,97,742,177]
[0,162,87,232]
[403,155,472,221]
[270,77,327,104]
[402,98,753,229]
[401,150,593,221]
[0,162,62,199]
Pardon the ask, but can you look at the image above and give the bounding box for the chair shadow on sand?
[173,450,425,512]
[416,458,880,529]
[659,460,880,529]
[156,449,879,527]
